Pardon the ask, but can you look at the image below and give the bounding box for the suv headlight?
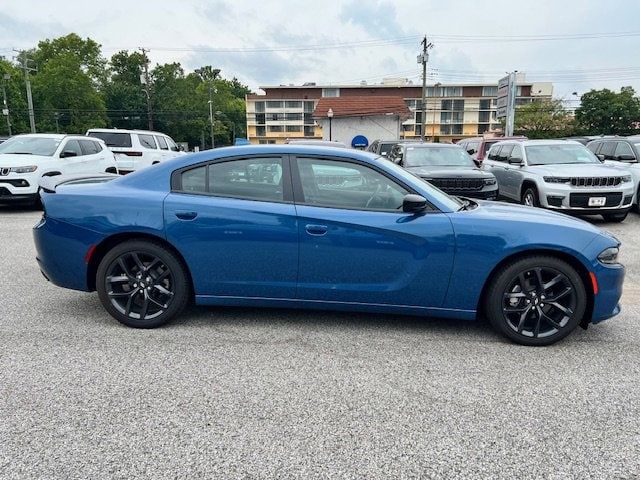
[543,177,571,184]
[621,175,632,183]
[10,165,38,173]
[598,247,620,265]
[483,177,497,186]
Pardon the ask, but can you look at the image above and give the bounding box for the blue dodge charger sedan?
[33,145,624,346]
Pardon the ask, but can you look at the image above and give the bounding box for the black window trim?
[170,154,294,204]
[289,154,440,214]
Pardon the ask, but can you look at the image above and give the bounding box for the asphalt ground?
[1,206,639,479]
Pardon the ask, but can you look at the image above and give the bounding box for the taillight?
[113,151,143,157]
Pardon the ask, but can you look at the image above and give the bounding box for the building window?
[415,111,423,124]
[482,86,498,97]
[256,126,266,137]
[415,125,422,136]
[269,125,283,133]
[440,124,451,135]
[322,88,340,97]
[479,111,491,123]
[284,113,302,121]
[304,101,315,112]
[304,126,315,137]
[516,86,523,96]
[426,86,443,97]
[451,124,463,135]
[285,101,302,108]
[443,87,462,97]
[516,98,532,106]
[286,125,301,132]
[441,99,463,111]
[479,99,491,110]
[255,101,265,113]
[255,113,266,124]
[304,113,314,125]
[477,124,490,134]
[266,101,283,109]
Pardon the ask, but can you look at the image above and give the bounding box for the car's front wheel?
[521,186,539,207]
[96,240,190,328]
[485,256,586,346]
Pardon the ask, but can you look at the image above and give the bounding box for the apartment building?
[245,76,553,145]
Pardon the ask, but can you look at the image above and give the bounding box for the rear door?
[137,133,161,170]
[483,145,509,197]
[164,154,298,298]
[58,139,85,174]
[79,139,104,173]
[155,135,171,162]
[503,144,523,198]
[291,155,455,308]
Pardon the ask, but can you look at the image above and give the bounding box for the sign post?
[496,72,517,136]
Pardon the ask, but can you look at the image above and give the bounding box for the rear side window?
[181,166,207,193]
[156,136,168,150]
[88,131,132,148]
[79,139,99,155]
[614,142,635,158]
[138,134,157,149]
[208,158,284,202]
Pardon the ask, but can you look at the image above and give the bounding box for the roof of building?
[313,96,411,119]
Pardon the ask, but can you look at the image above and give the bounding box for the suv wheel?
[485,256,586,346]
[96,240,190,328]
[521,187,539,207]
[602,212,628,223]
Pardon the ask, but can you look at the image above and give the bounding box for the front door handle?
[305,224,328,236]
[175,210,198,220]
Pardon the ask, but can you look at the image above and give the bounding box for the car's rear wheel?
[521,186,539,207]
[96,240,190,328]
[602,212,628,223]
[485,256,586,346]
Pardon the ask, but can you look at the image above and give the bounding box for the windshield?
[380,143,395,155]
[0,136,61,156]
[405,146,475,167]
[88,131,132,148]
[525,144,601,165]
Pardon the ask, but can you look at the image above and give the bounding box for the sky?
[1,0,640,105]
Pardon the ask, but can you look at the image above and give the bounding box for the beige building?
[245,76,553,145]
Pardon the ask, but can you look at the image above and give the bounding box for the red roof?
[313,96,411,119]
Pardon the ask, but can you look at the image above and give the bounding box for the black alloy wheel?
[486,256,586,346]
[97,240,190,328]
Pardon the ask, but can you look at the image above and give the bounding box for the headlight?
[483,177,497,186]
[621,175,632,183]
[598,247,620,265]
[10,165,37,173]
[543,176,571,184]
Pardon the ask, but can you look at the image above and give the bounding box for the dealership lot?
[1,208,640,478]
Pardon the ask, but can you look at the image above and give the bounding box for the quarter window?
[181,166,207,193]
[156,136,169,150]
[208,158,284,202]
[138,134,157,149]
[296,158,409,211]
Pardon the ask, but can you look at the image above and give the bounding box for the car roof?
[398,142,460,148]
[11,133,99,141]
[87,128,170,136]
[495,139,581,147]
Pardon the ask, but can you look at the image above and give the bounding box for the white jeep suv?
[86,128,183,174]
[483,139,635,222]
[0,134,117,205]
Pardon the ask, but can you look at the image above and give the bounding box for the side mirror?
[467,149,476,155]
[473,159,481,168]
[596,154,605,162]
[402,194,428,213]
[618,154,636,162]
[508,157,523,165]
[60,150,78,158]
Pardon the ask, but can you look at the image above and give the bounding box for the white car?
[86,128,183,174]
[0,134,117,205]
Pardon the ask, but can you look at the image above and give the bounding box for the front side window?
[0,136,61,156]
[404,146,475,168]
[62,139,84,157]
[156,136,169,150]
[296,158,409,211]
[209,158,284,202]
[166,137,180,152]
[525,144,600,166]
[138,134,157,149]
[510,145,523,161]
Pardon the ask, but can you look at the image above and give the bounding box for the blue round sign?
[351,135,369,148]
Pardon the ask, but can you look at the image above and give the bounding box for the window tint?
[296,158,409,211]
[181,166,207,193]
[208,158,284,202]
[62,139,83,157]
[599,142,616,159]
[586,142,600,153]
[156,136,168,150]
[614,142,635,159]
[79,139,99,155]
[87,131,132,148]
[138,134,157,149]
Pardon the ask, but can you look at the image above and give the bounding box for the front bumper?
[539,183,634,213]
[0,179,38,203]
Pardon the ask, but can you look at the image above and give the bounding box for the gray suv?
[483,139,634,222]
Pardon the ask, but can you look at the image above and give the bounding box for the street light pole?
[1,73,11,136]
[327,108,333,141]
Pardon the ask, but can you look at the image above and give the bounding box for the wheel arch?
[86,231,195,296]
[519,178,539,201]
[477,248,594,328]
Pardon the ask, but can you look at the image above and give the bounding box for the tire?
[96,240,190,328]
[521,186,539,207]
[485,255,587,346]
[602,212,628,223]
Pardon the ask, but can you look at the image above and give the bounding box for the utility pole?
[140,48,153,130]
[417,36,433,141]
[1,73,11,136]
[15,52,36,133]
[208,84,215,148]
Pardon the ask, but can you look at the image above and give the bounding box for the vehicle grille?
[427,177,484,191]
[570,177,623,187]
[0,187,10,196]
[569,192,622,208]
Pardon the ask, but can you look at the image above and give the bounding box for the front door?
[292,155,455,308]
[164,155,298,298]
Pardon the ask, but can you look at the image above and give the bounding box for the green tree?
[104,50,148,130]
[513,99,574,139]
[575,87,640,135]
[0,57,29,135]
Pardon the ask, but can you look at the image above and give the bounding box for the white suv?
[0,133,117,205]
[86,128,183,174]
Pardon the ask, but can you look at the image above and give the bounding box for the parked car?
[0,133,117,205]
[458,136,526,164]
[86,128,183,174]
[368,140,397,157]
[285,139,348,148]
[386,142,498,200]
[586,136,640,210]
[0,136,9,144]
[483,139,634,222]
[33,145,624,346]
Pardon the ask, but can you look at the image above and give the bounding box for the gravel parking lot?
[1,207,639,479]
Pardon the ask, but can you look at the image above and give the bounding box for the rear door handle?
[305,224,328,236]
[175,210,198,220]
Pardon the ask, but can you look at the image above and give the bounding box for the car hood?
[405,165,493,178]
[0,153,51,167]
[527,163,628,177]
